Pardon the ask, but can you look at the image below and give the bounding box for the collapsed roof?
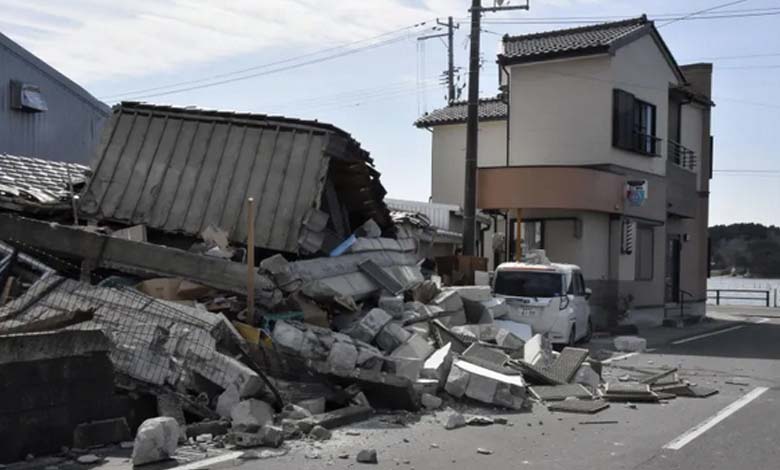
[78,102,392,254]
[0,154,88,213]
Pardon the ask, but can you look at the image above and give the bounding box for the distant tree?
[746,239,780,277]
[709,223,780,277]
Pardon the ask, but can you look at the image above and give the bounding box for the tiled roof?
[0,154,89,210]
[414,97,507,127]
[500,16,649,64]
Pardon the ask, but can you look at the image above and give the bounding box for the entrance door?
[665,236,681,303]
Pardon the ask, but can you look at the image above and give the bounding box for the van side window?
[568,271,585,296]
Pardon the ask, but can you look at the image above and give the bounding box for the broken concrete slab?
[384,356,424,382]
[493,320,533,342]
[430,289,463,313]
[613,336,647,353]
[356,449,378,464]
[444,286,492,301]
[449,360,527,409]
[444,361,471,398]
[309,405,374,430]
[296,397,326,415]
[216,386,240,419]
[481,298,510,320]
[529,384,593,401]
[445,412,467,430]
[132,417,180,466]
[462,343,511,371]
[574,364,601,393]
[547,400,610,414]
[230,400,274,428]
[545,347,590,384]
[523,334,552,366]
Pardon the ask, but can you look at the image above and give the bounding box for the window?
[613,89,658,156]
[494,270,564,298]
[9,80,48,112]
[635,225,654,280]
[567,271,586,296]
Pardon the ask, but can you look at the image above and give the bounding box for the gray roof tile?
[0,154,88,209]
[500,16,649,63]
[414,97,507,127]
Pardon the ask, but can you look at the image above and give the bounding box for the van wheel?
[584,318,593,343]
[568,326,577,346]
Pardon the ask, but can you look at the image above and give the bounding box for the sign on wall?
[626,180,648,207]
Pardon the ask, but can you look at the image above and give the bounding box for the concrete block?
[309,425,332,441]
[375,322,412,352]
[378,295,405,319]
[280,404,311,420]
[390,334,434,361]
[216,385,240,419]
[73,418,131,449]
[493,383,528,410]
[445,286,492,302]
[260,425,284,448]
[614,336,647,352]
[420,393,443,410]
[132,417,180,466]
[230,400,274,428]
[272,321,305,353]
[452,360,526,409]
[465,373,499,404]
[493,320,533,341]
[348,308,393,343]
[328,341,358,372]
[430,290,463,312]
[421,342,453,384]
[444,413,467,430]
[462,343,510,369]
[444,362,471,398]
[193,352,263,398]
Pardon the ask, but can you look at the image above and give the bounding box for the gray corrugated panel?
[79,102,383,253]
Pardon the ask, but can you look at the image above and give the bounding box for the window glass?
[494,271,564,298]
[635,226,655,280]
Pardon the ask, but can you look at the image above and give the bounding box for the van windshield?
[494,270,564,298]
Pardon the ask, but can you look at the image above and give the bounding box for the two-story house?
[415,16,713,329]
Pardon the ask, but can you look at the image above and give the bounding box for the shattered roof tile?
[414,97,507,127]
[500,16,649,64]
[0,154,89,209]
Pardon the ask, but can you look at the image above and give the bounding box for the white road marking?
[671,325,745,345]
[170,451,244,470]
[663,387,769,450]
[602,352,638,363]
[756,318,771,324]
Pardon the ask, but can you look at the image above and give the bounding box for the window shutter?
[613,89,635,150]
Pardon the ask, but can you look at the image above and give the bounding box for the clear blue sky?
[3,0,778,227]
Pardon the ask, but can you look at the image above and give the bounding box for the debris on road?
[356,449,378,464]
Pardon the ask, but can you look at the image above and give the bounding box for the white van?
[492,261,592,346]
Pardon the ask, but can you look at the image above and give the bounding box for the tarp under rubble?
[78,102,392,254]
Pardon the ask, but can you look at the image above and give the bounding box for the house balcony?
[668,140,697,171]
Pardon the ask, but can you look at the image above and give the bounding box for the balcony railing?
[668,140,697,171]
[633,130,662,157]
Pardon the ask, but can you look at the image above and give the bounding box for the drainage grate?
[544,347,589,383]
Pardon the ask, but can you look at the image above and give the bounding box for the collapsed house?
[0,104,718,466]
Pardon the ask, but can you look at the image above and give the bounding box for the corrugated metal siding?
[0,33,109,164]
[79,104,334,253]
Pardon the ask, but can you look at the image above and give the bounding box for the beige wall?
[544,212,610,281]
[507,34,680,176]
[430,120,507,205]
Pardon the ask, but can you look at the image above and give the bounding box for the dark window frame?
[612,88,660,157]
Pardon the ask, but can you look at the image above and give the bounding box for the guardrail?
[707,288,777,307]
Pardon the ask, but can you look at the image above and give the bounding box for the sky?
[2,0,779,227]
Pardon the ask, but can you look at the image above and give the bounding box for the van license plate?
[521,308,537,316]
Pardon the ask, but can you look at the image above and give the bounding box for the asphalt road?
[235,315,780,470]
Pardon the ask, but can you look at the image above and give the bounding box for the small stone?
[493,417,508,425]
[239,451,260,460]
[309,425,332,441]
[195,434,212,443]
[476,448,493,455]
[305,449,322,460]
[430,443,439,449]
[338,454,350,459]
[345,431,361,436]
[76,454,102,464]
[444,413,466,430]
[357,449,378,464]
[403,438,410,443]
[538,420,543,425]
[421,393,443,410]
[618,375,632,382]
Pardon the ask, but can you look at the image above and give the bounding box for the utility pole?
[462,0,529,256]
[418,17,460,104]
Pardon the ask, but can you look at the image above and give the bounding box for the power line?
[481,8,780,25]
[468,6,780,22]
[657,0,749,28]
[684,52,780,61]
[714,170,780,174]
[100,21,434,101]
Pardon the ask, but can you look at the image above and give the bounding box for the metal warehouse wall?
[0,34,109,164]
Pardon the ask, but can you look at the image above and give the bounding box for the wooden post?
[246,197,256,324]
[515,208,523,261]
[0,276,14,305]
